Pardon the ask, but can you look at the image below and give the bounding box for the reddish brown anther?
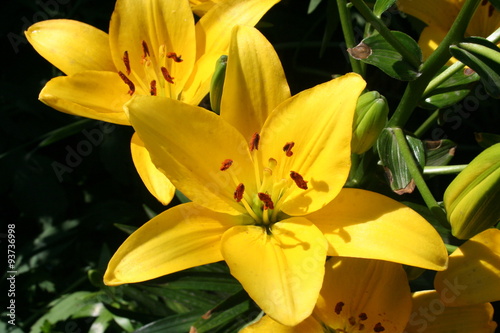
[249,132,260,151]
[359,313,368,321]
[220,159,233,171]
[348,317,356,326]
[334,302,344,315]
[374,322,385,332]
[234,183,245,202]
[489,4,495,17]
[283,142,295,157]
[167,52,183,62]
[258,193,274,210]
[123,51,131,75]
[290,171,308,190]
[161,67,175,84]
[118,71,135,95]
[150,80,157,96]
[142,40,150,57]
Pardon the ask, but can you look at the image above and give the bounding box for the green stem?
[387,0,482,128]
[350,0,421,69]
[414,109,440,138]
[393,128,449,226]
[337,0,364,75]
[423,165,468,175]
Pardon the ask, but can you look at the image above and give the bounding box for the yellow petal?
[104,202,243,286]
[315,257,412,333]
[405,290,497,333]
[240,314,323,333]
[220,218,328,326]
[418,26,451,62]
[468,1,500,38]
[434,228,500,306]
[259,73,366,216]
[39,71,131,125]
[308,188,448,271]
[109,0,196,96]
[220,26,291,142]
[130,133,175,205]
[25,19,115,75]
[397,0,459,32]
[184,0,280,104]
[125,95,256,214]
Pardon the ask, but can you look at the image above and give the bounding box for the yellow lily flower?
[397,0,500,61]
[190,0,223,16]
[104,26,448,326]
[25,0,279,205]
[240,257,413,333]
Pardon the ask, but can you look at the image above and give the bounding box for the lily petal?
[130,133,175,205]
[434,228,500,306]
[308,188,448,271]
[397,0,458,32]
[104,202,243,286]
[240,314,322,333]
[405,290,497,333]
[221,218,328,326]
[40,71,131,125]
[315,257,412,333]
[418,26,451,62]
[125,95,255,214]
[25,19,115,75]
[110,0,196,96]
[259,73,366,216]
[221,26,290,142]
[184,0,280,104]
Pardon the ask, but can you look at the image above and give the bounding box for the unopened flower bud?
[351,91,389,154]
[209,55,228,115]
[444,143,500,239]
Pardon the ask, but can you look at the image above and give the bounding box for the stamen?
[334,302,344,315]
[123,51,131,75]
[258,193,274,210]
[358,323,365,330]
[373,323,385,332]
[249,132,260,151]
[220,159,233,171]
[348,317,356,326]
[359,313,368,321]
[161,66,175,84]
[150,80,157,96]
[142,40,150,58]
[283,142,295,157]
[290,171,308,190]
[234,183,244,202]
[489,4,494,17]
[118,71,135,95]
[167,52,183,62]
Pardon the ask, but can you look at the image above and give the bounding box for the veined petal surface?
[104,202,244,286]
[221,26,290,142]
[110,0,196,96]
[397,0,458,32]
[221,218,328,326]
[405,290,497,333]
[125,95,256,214]
[185,0,280,104]
[131,133,175,205]
[258,73,366,216]
[434,228,500,306]
[315,257,412,333]
[309,188,448,271]
[25,19,115,75]
[40,71,131,125]
[240,314,322,333]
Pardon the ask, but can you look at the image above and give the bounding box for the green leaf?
[421,66,480,109]
[475,132,500,148]
[38,119,94,147]
[133,312,205,333]
[308,0,323,14]
[348,31,422,80]
[160,272,242,293]
[373,0,396,17]
[377,128,426,194]
[423,139,457,167]
[450,37,500,98]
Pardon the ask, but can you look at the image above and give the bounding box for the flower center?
[324,302,385,333]
[219,132,308,230]
[118,40,183,98]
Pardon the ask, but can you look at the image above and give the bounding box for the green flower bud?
[209,55,228,115]
[444,143,500,239]
[352,91,389,154]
